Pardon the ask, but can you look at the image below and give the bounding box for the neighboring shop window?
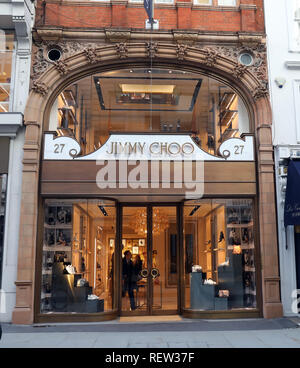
[49,68,250,156]
[0,174,7,287]
[217,0,236,6]
[183,199,256,311]
[0,31,14,113]
[40,199,116,314]
[193,0,236,5]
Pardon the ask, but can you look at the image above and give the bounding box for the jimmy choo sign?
[43,133,254,161]
[106,140,195,156]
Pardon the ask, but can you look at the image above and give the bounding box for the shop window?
[217,0,236,6]
[49,68,250,156]
[40,199,116,314]
[0,31,14,113]
[193,0,237,5]
[183,199,256,311]
[295,0,300,48]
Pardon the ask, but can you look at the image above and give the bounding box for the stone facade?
[12,0,283,323]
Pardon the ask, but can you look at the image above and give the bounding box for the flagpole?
[151,0,154,31]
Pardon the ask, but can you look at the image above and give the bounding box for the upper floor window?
[129,0,237,5]
[193,0,236,5]
[0,31,14,113]
[48,68,250,157]
[295,0,300,48]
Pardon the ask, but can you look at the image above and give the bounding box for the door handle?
[140,268,149,278]
[151,268,160,279]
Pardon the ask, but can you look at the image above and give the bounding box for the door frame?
[118,202,182,316]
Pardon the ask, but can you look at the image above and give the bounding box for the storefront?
[0,138,9,287]
[12,39,283,324]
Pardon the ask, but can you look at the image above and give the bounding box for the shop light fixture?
[120,84,175,94]
[98,205,108,216]
[189,205,201,216]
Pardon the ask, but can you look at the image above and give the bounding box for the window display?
[184,199,257,311]
[40,199,116,314]
[49,68,250,156]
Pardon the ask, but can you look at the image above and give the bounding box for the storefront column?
[256,120,283,318]
[12,120,40,324]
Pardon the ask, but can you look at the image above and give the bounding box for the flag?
[144,0,153,22]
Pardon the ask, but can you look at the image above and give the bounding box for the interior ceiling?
[68,69,233,135]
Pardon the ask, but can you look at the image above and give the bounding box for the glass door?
[121,206,149,314]
[120,205,178,315]
[151,206,178,314]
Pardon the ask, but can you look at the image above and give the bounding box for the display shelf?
[42,270,52,275]
[227,244,254,251]
[44,223,72,229]
[41,292,52,298]
[43,245,72,252]
[244,266,255,272]
[227,222,253,228]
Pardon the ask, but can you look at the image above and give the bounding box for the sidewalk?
[1,316,300,348]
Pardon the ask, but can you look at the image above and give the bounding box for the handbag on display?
[77,278,87,287]
[218,290,229,298]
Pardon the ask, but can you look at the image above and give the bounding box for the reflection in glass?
[0,31,14,113]
[40,199,116,314]
[49,68,250,156]
[121,207,148,312]
[184,199,256,311]
[152,207,178,311]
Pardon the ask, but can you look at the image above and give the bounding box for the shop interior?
[48,68,250,157]
[121,206,178,313]
[183,199,256,311]
[40,199,257,314]
[41,199,116,314]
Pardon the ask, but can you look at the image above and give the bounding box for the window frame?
[286,0,300,52]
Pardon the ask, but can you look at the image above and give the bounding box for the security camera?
[275,77,286,89]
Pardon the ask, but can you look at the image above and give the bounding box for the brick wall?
[36,0,264,32]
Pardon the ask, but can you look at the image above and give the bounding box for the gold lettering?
[150,142,159,154]
[106,142,114,154]
[160,143,168,154]
[182,142,194,155]
[118,142,128,154]
[138,142,146,154]
[128,142,137,154]
[168,142,181,155]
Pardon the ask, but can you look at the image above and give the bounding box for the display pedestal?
[190,272,215,310]
[214,297,228,310]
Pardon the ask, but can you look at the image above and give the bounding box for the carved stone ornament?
[176,44,188,61]
[173,32,198,45]
[54,60,69,75]
[202,48,219,67]
[31,81,48,96]
[252,83,269,101]
[233,64,248,79]
[116,43,128,59]
[146,42,158,59]
[84,47,98,64]
[106,30,131,43]
[31,40,99,81]
[213,44,268,82]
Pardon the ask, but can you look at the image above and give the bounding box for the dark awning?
[284,160,300,226]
